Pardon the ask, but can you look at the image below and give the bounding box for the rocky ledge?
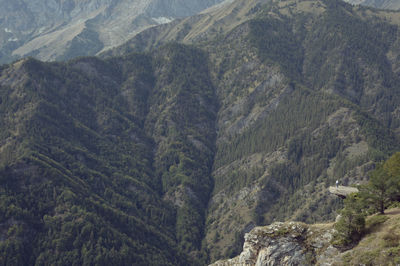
[210,221,340,266]
[328,186,359,198]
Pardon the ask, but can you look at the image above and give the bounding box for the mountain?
[0,44,217,265]
[344,0,400,10]
[1,0,400,265]
[108,0,400,260]
[101,0,268,57]
[0,0,224,64]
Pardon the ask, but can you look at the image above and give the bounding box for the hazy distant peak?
[344,0,400,10]
[0,0,225,63]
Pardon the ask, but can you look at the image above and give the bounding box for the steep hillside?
[102,0,268,57]
[203,0,400,260]
[108,0,400,261]
[1,0,400,265]
[0,56,179,265]
[0,0,224,63]
[0,45,217,265]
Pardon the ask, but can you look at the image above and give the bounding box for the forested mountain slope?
[0,0,224,64]
[0,45,217,265]
[1,0,400,265]
[203,1,400,259]
[107,0,400,260]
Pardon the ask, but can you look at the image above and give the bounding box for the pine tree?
[361,161,398,214]
[333,193,366,247]
[383,152,400,200]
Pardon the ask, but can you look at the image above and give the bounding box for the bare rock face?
[210,222,340,266]
[328,186,359,198]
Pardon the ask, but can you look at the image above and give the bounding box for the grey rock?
[210,222,340,266]
[329,186,359,198]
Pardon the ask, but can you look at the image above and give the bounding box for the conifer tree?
[383,152,400,200]
[361,153,400,214]
[333,193,365,246]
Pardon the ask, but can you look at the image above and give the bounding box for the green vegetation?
[333,152,400,247]
[333,193,366,247]
[339,208,400,265]
[0,44,216,265]
[249,16,304,81]
[365,214,389,230]
[1,0,400,264]
[361,164,399,214]
[204,0,400,260]
[148,44,217,261]
[359,152,400,214]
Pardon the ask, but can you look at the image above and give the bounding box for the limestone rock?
[329,186,359,198]
[210,222,340,266]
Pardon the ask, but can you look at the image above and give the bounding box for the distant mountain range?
[0,0,398,64]
[0,0,224,63]
[344,0,400,10]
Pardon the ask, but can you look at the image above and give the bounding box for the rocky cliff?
[210,208,400,266]
[210,222,339,266]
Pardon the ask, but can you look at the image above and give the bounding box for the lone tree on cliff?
[361,152,400,214]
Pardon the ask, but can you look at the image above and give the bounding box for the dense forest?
[0,47,217,265]
[0,0,400,265]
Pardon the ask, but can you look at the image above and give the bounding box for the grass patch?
[358,250,381,265]
[342,252,352,264]
[365,214,389,231]
[383,230,400,248]
[387,246,400,264]
[337,209,400,265]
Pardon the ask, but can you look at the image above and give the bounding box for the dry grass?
[338,208,400,265]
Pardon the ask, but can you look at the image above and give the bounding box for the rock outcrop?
[210,221,340,266]
[329,186,359,198]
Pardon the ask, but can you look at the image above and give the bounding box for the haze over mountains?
[1,0,398,64]
[0,0,400,265]
[344,0,400,10]
[0,0,224,63]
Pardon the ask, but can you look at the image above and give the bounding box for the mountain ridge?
[344,0,400,10]
[0,0,225,63]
